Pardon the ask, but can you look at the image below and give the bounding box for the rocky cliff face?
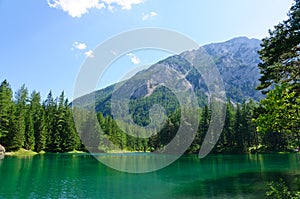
[74,37,263,115]
[202,37,262,102]
[126,36,262,102]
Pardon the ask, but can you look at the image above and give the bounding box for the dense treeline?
[0,80,81,152]
[97,98,295,154]
[0,79,297,153]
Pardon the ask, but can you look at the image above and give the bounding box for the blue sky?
[0,0,294,100]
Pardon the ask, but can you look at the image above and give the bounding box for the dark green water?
[0,153,299,199]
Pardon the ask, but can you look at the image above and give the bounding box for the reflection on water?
[95,152,179,173]
[0,153,299,199]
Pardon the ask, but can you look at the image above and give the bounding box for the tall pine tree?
[256,0,300,149]
[30,91,47,152]
[14,84,28,149]
[0,80,17,150]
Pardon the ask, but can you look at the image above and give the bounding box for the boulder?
[0,144,5,159]
[0,144,5,153]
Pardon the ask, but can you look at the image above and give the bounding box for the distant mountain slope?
[74,37,263,117]
[202,37,262,101]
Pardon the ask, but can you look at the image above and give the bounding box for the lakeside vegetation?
[0,79,298,156]
[256,0,300,197]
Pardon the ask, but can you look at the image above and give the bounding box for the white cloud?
[85,50,95,58]
[102,0,144,10]
[73,42,87,50]
[48,0,144,17]
[47,0,105,18]
[142,11,157,21]
[107,5,114,12]
[126,53,140,65]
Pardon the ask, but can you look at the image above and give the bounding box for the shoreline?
[3,148,299,157]
[5,149,38,156]
[3,148,149,157]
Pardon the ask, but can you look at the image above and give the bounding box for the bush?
[266,178,300,199]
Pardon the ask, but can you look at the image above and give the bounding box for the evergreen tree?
[24,106,35,150]
[257,0,300,92]
[6,102,18,151]
[188,108,203,153]
[0,80,12,141]
[234,104,245,152]
[199,105,210,145]
[80,110,101,152]
[158,118,175,147]
[14,84,28,149]
[34,108,47,152]
[0,80,17,150]
[44,91,59,152]
[61,98,80,152]
[54,92,66,152]
[30,91,47,152]
[241,101,258,148]
[256,0,300,149]
[220,99,235,148]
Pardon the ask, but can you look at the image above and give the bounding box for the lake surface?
[0,153,299,199]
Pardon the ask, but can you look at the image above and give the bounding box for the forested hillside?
[0,79,297,153]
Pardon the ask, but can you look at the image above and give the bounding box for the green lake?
[0,153,299,199]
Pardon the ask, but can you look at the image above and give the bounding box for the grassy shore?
[66,150,86,154]
[5,148,38,156]
[4,148,142,157]
[5,149,87,157]
[4,147,299,157]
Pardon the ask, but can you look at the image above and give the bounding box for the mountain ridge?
[73,36,263,116]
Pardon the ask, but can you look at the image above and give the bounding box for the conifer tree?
[256,0,300,149]
[44,91,59,152]
[24,107,35,150]
[14,84,28,149]
[0,80,17,150]
[30,91,47,152]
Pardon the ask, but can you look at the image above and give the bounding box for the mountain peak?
[225,36,261,47]
[227,36,258,42]
[204,36,261,48]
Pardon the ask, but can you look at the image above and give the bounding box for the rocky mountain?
[203,37,262,101]
[75,37,263,117]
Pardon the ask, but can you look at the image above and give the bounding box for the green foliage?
[0,80,18,151]
[257,0,300,91]
[24,107,35,150]
[80,110,101,152]
[256,0,300,150]
[0,78,296,154]
[221,100,235,147]
[61,99,81,152]
[266,179,300,199]
[255,84,299,150]
[30,91,47,152]
[14,84,28,149]
[0,80,83,153]
[0,80,13,140]
[44,91,57,151]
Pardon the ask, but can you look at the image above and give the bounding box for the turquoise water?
[0,153,299,199]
